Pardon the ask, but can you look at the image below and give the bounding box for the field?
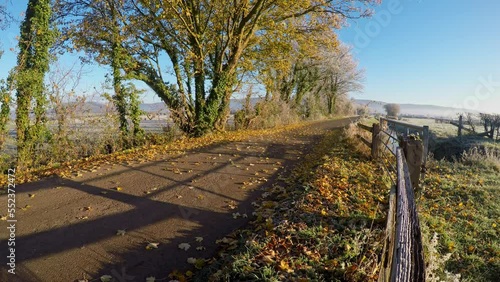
[0,114,180,172]
[401,117,458,138]
[419,157,500,281]
[350,117,500,281]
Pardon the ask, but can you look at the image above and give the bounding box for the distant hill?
[137,98,262,114]
[139,103,169,114]
[229,97,262,113]
[353,99,481,118]
[5,98,485,119]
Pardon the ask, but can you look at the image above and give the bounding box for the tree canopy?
[55,0,377,136]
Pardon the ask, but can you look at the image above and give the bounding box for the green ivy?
[15,0,57,168]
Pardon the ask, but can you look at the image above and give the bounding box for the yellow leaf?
[278,260,294,273]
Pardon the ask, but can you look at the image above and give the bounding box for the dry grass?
[343,122,372,157]
[461,146,500,171]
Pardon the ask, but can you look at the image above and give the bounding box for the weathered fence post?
[401,138,423,191]
[372,123,381,159]
[458,115,463,136]
[378,185,397,282]
[422,125,429,167]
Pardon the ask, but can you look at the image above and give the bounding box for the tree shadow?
[0,118,355,281]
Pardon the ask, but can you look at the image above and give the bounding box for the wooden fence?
[356,118,426,282]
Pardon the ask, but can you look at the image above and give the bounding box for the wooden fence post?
[422,125,429,167]
[458,115,463,136]
[401,139,423,191]
[372,123,381,159]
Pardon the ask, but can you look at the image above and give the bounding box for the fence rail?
[380,117,430,166]
[356,118,426,282]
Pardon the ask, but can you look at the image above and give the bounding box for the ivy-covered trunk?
[0,82,10,149]
[110,1,128,147]
[15,0,55,168]
[191,71,236,137]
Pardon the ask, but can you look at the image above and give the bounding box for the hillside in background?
[353,99,481,118]
[5,98,485,119]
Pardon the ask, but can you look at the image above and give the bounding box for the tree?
[479,113,500,139]
[0,3,12,149]
[384,103,401,117]
[109,0,129,144]
[249,14,339,107]
[315,43,365,114]
[14,0,57,167]
[56,0,378,136]
[0,82,10,149]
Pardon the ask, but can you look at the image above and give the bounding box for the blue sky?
[1,0,500,113]
[339,0,500,114]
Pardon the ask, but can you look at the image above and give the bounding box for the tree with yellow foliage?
[56,0,378,136]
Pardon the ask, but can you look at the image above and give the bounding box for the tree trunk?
[110,1,128,146]
[15,0,54,168]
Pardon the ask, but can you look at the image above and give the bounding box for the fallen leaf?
[279,260,294,273]
[116,229,126,236]
[261,255,274,264]
[195,236,203,242]
[178,242,191,251]
[146,242,159,250]
[145,277,156,282]
[100,275,112,282]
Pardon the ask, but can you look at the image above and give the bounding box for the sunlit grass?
[420,158,500,281]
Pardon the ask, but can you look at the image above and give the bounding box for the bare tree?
[384,103,401,117]
[479,113,500,139]
[464,112,477,133]
[315,44,365,115]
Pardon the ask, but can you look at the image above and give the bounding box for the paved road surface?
[0,117,356,282]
